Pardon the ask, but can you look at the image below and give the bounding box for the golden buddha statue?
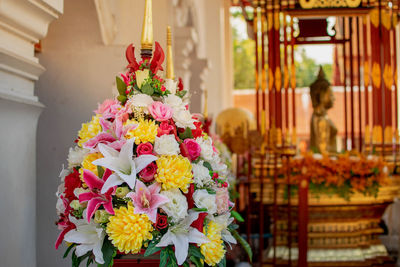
[310,66,337,153]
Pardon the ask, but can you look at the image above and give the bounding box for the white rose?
[70,200,82,210]
[67,147,89,169]
[160,189,188,222]
[163,94,184,110]
[192,161,212,187]
[154,134,180,155]
[130,93,154,108]
[135,69,150,88]
[173,109,196,129]
[196,137,214,161]
[165,79,178,95]
[193,189,217,215]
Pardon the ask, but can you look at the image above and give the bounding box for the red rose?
[156,214,168,229]
[191,212,208,232]
[136,142,153,156]
[157,121,175,136]
[183,139,201,161]
[64,168,81,202]
[139,162,157,182]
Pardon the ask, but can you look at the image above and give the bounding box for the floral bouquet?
[280,153,390,200]
[55,22,251,267]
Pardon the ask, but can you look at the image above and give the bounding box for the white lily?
[64,212,106,264]
[213,212,237,248]
[156,211,209,265]
[93,138,157,193]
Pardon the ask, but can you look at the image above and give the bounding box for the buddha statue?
[310,66,337,153]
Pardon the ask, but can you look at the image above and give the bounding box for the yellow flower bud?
[116,187,130,198]
[94,210,110,224]
[135,69,150,88]
[70,200,81,210]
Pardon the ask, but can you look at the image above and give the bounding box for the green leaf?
[217,256,226,267]
[99,237,116,267]
[160,249,168,267]
[189,245,204,260]
[206,188,216,195]
[141,83,154,96]
[228,223,239,231]
[97,166,105,179]
[190,256,203,267]
[183,262,190,267]
[192,208,207,212]
[178,127,193,140]
[116,76,127,96]
[167,247,178,267]
[63,244,76,258]
[86,258,93,267]
[117,95,127,104]
[202,161,213,172]
[231,229,252,262]
[144,240,162,257]
[231,210,244,223]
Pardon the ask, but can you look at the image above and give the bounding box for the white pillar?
[0,0,63,266]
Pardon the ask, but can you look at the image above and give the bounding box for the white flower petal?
[188,228,209,245]
[134,154,158,173]
[174,234,189,265]
[119,138,135,160]
[98,143,119,158]
[75,244,93,257]
[92,157,123,173]
[101,174,123,193]
[156,231,174,247]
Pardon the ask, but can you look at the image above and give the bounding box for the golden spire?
[166,26,175,79]
[141,0,153,51]
[203,89,208,119]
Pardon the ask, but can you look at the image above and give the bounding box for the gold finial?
[203,89,208,119]
[141,0,153,51]
[166,26,175,79]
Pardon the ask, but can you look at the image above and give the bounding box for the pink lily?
[83,117,136,152]
[55,195,76,249]
[127,181,169,223]
[79,169,115,223]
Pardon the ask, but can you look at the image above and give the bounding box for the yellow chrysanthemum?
[106,204,153,254]
[155,155,193,193]
[125,119,158,144]
[77,115,102,147]
[200,221,225,266]
[79,152,103,178]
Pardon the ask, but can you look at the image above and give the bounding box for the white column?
[0,0,62,266]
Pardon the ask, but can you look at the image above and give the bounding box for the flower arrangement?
[280,153,390,200]
[55,12,251,266]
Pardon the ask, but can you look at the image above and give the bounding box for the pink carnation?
[148,101,173,122]
[136,142,153,156]
[216,187,230,214]
[95,99,120,119]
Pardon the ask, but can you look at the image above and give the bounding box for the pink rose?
[183,139,201,161]
[136,142,153,156]
[95,99,121,119]
[148,101,173,122]
[216,187,230,214]
[139,162,157,182]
